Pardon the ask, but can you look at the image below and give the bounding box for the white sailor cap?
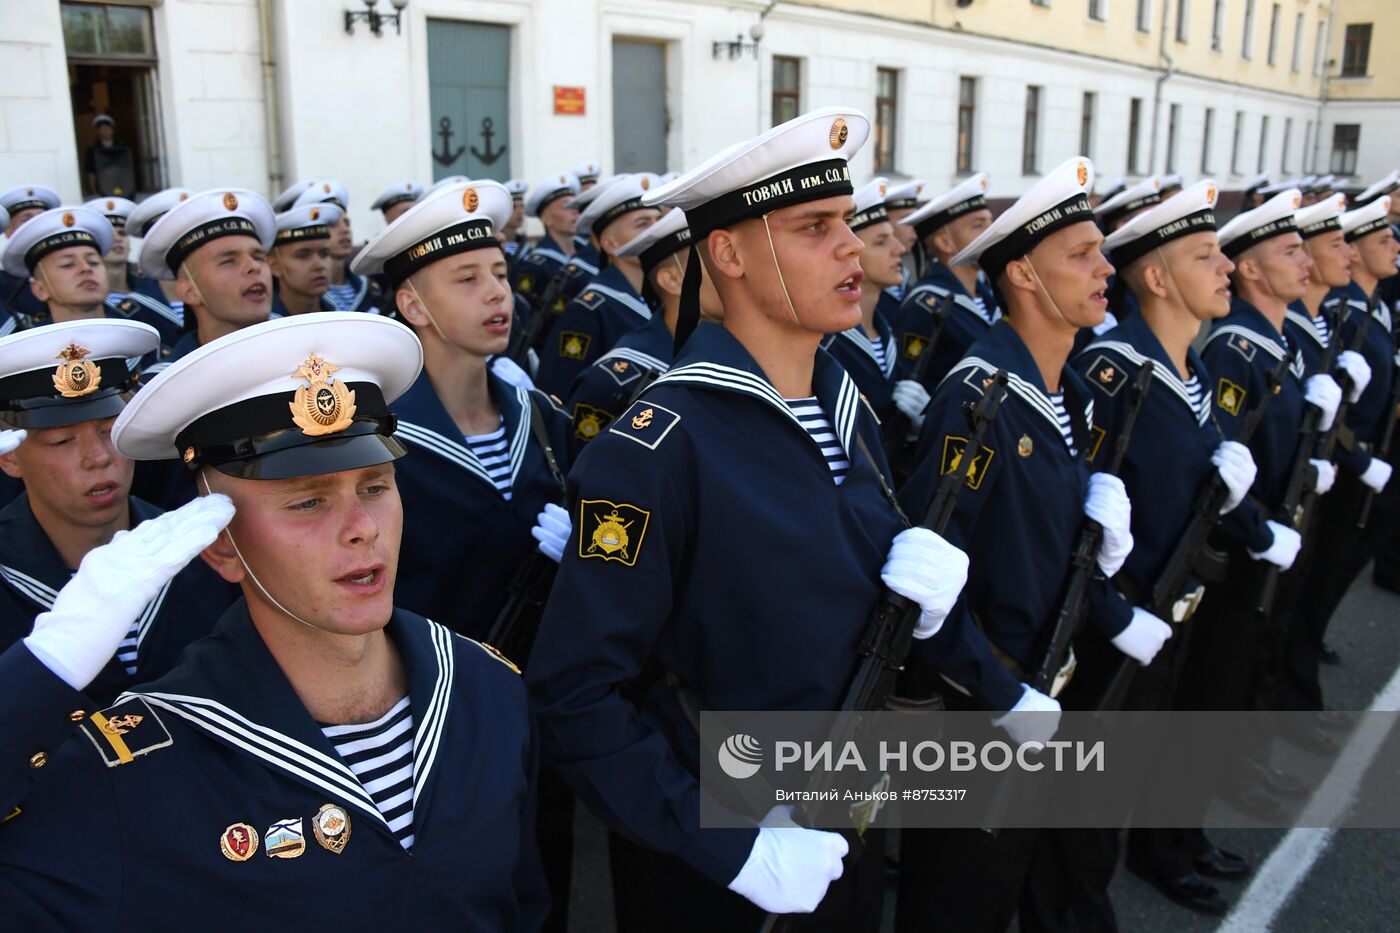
[1102,179,1219,268]
[1258,177,1301,197]
[579,173,661,240]
[951,157,1096,281]
[0,319,158,429]
[642,106,868,235]
[1355,170,1399,207]
[1308,174,1338,194]
[572,162,603,186]
[274,203,345,248]
[137,188,276,281]
[1098,176,1128,203]
[898,174,989,239]
[1094,176,1163,228]
[352,180,512,287]
[883,178,927,210]
[293,179,350,212]
[505,178,529,200]
[525,172,581,218]
[272,180,312,213]
[83,196,138,231]
[112,313,422,479]
[567,174,617,216]
[1340,196,1393,244]
[849,178,891,232]
[1217,188,1301,259]
[1159,174,1185,196]
[93,113,115,128]
[428,175,471,194]
[370,180,424,213]
[2,207,114,278]
[616,207,692,276]
[657,171,681,186]
[0,206,8,231]
[0,185,61,217]
[126,188,194,239]
[1243,172,1271,196]
[1294,193,1349,240]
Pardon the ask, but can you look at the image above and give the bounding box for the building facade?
[2,0,1395,240]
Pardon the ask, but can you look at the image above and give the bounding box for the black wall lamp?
[345,0,407,37]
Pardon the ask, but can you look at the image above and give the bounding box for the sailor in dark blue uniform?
[0,185,61,322]
[502,178,531,267]
[1089,176,1164,340]
[895,157,1162,933]
[369,179,423,227]
[527,108,969,931]
[536,174,662,398]
[891,174,1000,394]
[269,203,346,316]
[85,197,184,350]
[820,177,919,422]
[125,187,195,324]
[882,177,926,290]
[570,160,605,268]
[511,171,581,304]
[1059,182,1262,920]
[539,177,616,320]
[562,207,722,448]
[0,311,548,931]
[293,179,383,313]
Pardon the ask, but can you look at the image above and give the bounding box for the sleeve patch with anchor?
[608,400,681,450]
[578,499,651,567]
[1216,378,1245,416]
[79,697,172,768]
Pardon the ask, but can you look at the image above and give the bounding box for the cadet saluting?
[526,108,969,930]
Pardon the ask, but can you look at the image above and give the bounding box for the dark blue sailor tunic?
[322,263,383,313]
[1327,281,1396,465]
[0,600,548,932]
[1283,299,1372,477]
[106,284,184,351]
[392,368,573,640]
[510,234,571,303]
[562,311,675,449]
[525,323,906,884]
[892,261,1000,394]
[821,312,898,418]
[899,320,1132,713]
[535,265,654,398]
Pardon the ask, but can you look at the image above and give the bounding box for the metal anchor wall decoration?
[470,116,507,166]
[433,116,466,167]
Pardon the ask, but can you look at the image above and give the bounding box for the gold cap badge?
[105,200,115,211]
[322,183,332,194]
[310,208,321,221]
[1076,162,1089,187]
[1207,184,1217,203]
[463,187,479,212]
[52,343,102,398]
[289,354,356,436]
[61,212,75,228]
[829,118,849,150]
[223,192,239,211]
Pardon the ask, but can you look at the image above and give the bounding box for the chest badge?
[1018,434,1033,458]
[312,804,351,855]
[265,817,306,858]
[220,822,259,862]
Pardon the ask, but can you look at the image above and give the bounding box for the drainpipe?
[1148,0,1176,176]
[1311,0,1337,175]
[257,0,284,195]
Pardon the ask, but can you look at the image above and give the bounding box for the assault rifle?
[883,293,954,475]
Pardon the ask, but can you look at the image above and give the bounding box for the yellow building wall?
[1326,0,1400,100]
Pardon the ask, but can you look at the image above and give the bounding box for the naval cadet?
[0,185,61,322]
[1241,172,1271,211]
[83,196,184,351]
[511,171,582,307]
[269,203,345,316]
[370,179,423,227]
[894,157,1165,933]
[891,174,999,395]
[1,206,119,330]
[561,207,723,447]
[125,187,195,319]
[503,178,530,264]
[535,174,662,398]
[569,160,605,262]
[537,178,617,323]
[1093,176,1165,335]
[293,179,382,313]
[526,108,970,931]
[882,178,926,300]
[0,311,549,930]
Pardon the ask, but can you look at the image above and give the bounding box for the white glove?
[23,494,235,689]
[0,428,26,456]
[727,805,848,914]
[891,380,931,432]
[1111,607,1173,666]
[491,354,536,391]
[1360,457,1393,494]
[880,527,970,640]
[1304,374,1342,432]
[1336,350,1372,403]
[992,684,1062,746]
[530,503,571,563]
[1084,473,1133,577]
[1211,440,1258,514]
[1309,459,1337,496]
[1249,520,1302,570]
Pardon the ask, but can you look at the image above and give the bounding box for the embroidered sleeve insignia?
[1226,333,1257,362]
[578,499,651,566]
[79,697,172,768]
[609,400,681,450]
[572,402,614,442]
[1084,355,1127,397]
[901,333,927,360]
[1217,378,1245,416]
[559,331,592,360]
[940,435,995,490]
[577,290,606,311]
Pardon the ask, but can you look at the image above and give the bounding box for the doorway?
[612,39,669,174]
[426,19,512,183]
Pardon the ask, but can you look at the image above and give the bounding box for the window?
[61,2,156,59]
[1088,0,1106,21]
[771,56,801,127]
[1241,0,1256,59]
[957,77,977,173]
[1313,21,1327,75]
[1128,97,1144,174]
[1341,24,1372,77]
[874,68,899,173]
[1166,103,1181,173]
[1290,12,1304,72]
[1230,110,1244,174]
[1267,4,1280,65]
[1281,117,1293,172]
[1201,107,1215,173]
[1079,91,1096,158]
[1257,115,1269,172]
[1211,0,1225,50]
[1137,0,1154,32]
[1176,0,1190,41]
[1031,0,1050,6]
[1330,124,1359,174]
[1303,120,1313,172]
[1022,85,1042,175]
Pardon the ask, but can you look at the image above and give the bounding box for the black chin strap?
[673,240,703,354]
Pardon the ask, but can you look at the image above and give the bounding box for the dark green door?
[427,20,510,182]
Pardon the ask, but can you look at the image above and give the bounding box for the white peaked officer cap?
[0,319,158,429]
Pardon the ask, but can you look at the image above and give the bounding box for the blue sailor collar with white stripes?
[1081,309,1213,425]
[832,314,897,378]
[117,599,463,843]
[584,265,652,321]
[651,321,864,464]
[1206,298,1306,380]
